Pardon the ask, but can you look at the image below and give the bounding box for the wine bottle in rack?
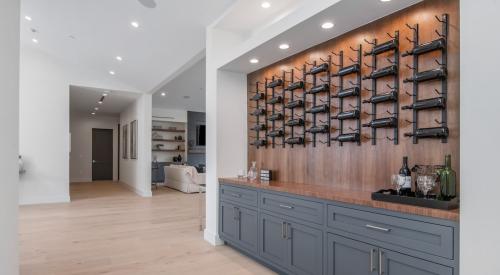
[308,63,329,75]
[364,39,398,56]
[332,87,360,98]
[251,108,266,116]
[362,117,397,128]
[331,109,360,120]
[332,64,360,77]
[306,104,329,114]
[307,84,329,94]
[267,129,284,137]
[404,67,447,83]
[398,156,412,196]
[266,79,283,88]
[404,127,449,138]
[267,96,283,104]
[331,133,360,142]
[362,91,398,104]
[250,93,265,101]
[250,124,267,131]
[401,97,446,111]
[286,81,304,91]
[402,38,446,57]
[250,139,267,146]
[285,137,305,145]
[268,113,284,121]
[306,125,329,134]
[363,65,397,80]
[285,118,305,126]
[285,100,304,109]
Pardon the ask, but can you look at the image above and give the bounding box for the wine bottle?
[285,100,304,109]
[437,154,456,200]
[363,65,397,80]
[306,104,329,114]
[362,117,397,128]
[332,64,360,77]
[250,92,265,101]
[285,137,304,145]
[285,118,305,126]
[267,129,284,137]
[251,139,267,146]
[250,124,266,131]
[403,67,447,83]
[308,63,329,75]
[404,127,449,138]
[267,96,283,105]
[286,81,304,91]
[266,79,284,88]
[364,39,398,56]
[401,97,446,111]
[306,125,329,134]
[363,91,398,104]
[398,156,412,195]
[332,87,360,98]
[331,133,360,142]
[402,38,446,57]
[307,84,329,94]
[331,109,360,120]
[251,108,266,116]
[268,113,284,121]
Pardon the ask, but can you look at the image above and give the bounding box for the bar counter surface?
[219,177,459,221]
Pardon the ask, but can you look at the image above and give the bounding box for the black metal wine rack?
[304,57,332,147]
[283,67,306,148]
[266,75,286,148]
[249,81,267,148]
[331,45,362,146]
[362,31,400,145]
[402,14,449,144]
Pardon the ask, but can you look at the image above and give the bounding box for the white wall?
[0,0,20,273]
[70,112,119,182]
[152,107,187,122]
[460,0,500,274]
[19,47,139,205]
[119,94,152,197]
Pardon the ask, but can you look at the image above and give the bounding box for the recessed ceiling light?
[24,16,32,21]
[109,70,115,75]
[103,92,108,97]
[98,101,103,104]
[94,107,99,111]
[279,43,290,50]
[91,112,96,115]
[250,58,259,64]
[115,56,123,61]
[321,22,334,29]
[380,0,391,2]
[261,2,271,8]
[31,38,38,44]
[161,92,166,96]
[131,21,140,28]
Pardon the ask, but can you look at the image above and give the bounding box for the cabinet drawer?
[327,205,454,259]
[220,184,258,207]
[261,192,324,225]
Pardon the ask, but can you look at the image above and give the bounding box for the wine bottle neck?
[445,155,451,168]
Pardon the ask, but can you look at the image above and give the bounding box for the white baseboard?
[119,182,152,197]
[19,194,71,205]
[204,229,224,246]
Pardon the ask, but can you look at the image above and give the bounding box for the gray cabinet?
[381,249,453,275]
[220,201,258,253]
[260,213,289,268]
[327,234,378,275]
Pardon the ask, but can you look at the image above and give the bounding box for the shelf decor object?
[249,81,267,148]
[305,57,332,147]
[371,189,458,210]
[362,31,400,145]
[283,67,306,148]
[401,14,449,144]
[331,45,362,146]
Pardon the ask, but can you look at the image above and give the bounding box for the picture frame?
[122,124,128,159]
[130,120,138,159]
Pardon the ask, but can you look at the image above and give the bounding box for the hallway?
[19,182,275,275]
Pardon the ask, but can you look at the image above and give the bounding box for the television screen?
[196,125,206,146]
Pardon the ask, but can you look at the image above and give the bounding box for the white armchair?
[164,165,205,193]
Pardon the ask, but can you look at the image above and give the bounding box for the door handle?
[365,224,391,232]
[379,250,383,275]
[233,207,239,220]
[370,249,376,272]
[279,204,294,209]
[286,223,292,240]
[230,193,241,198]
[281,221,286,239]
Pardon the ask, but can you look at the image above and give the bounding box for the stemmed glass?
[391,175,404,195]
[417,175,437,198]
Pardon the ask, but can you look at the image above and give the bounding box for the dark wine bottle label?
[403,38,446,57]
[401,97,445,110]
[306,104,329,114]
[332,87,359,98]
[333,64,360,77]
[364,65,397,80]
[308,63,329,75]
[287,81,304,91]
[362,117,397,128]
[285,119,304,126]
[363,91,398,104]
[332,109,360,120]
[285,100,304,109]
[306,125,329,134]
[266,79,284,88]
[285,137,304,144]
[307,84,329,94]
[331,133,360,142]
[404,67,447,83]
[267,129,284,137]
[267,96,283,104]
[268,113,284,121]
[365,39,398,56]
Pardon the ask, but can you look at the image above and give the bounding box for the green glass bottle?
[438,154,456,200]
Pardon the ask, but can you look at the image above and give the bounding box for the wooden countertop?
[219,178,459,221]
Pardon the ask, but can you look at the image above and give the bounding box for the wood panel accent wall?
[247,0,459,191]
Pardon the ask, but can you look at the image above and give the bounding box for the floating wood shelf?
[152,139,185,142]
[151,128,185,133]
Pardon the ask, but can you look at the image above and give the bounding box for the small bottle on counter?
[248,161,258,180]
[399,156,412,196]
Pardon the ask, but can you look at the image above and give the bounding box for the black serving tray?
[371,189,459,210]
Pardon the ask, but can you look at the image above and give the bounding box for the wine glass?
[391,175,402,195]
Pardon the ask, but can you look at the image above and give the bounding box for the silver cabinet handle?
[279,204,294,209]
[231,193,241,198]
[286,223,292,240]
[365,224,391,232]
[379,250,383,275]
[281,221,286,239]
[370,249,376,272]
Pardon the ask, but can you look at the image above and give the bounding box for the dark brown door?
[92,128,113,181]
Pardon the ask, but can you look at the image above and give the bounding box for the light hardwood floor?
[19,181,276,275]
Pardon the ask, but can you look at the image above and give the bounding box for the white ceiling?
[20,0,235,92]
[70,86,140,116]
[152,58,206,112]
[221,0,421,73]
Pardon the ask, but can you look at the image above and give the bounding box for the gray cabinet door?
[327,234,378,275]
[220,201,239,242]
[287,221,323,275]
[260,213,288,268]
[380,249,453,275]
[237,206,258,253]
